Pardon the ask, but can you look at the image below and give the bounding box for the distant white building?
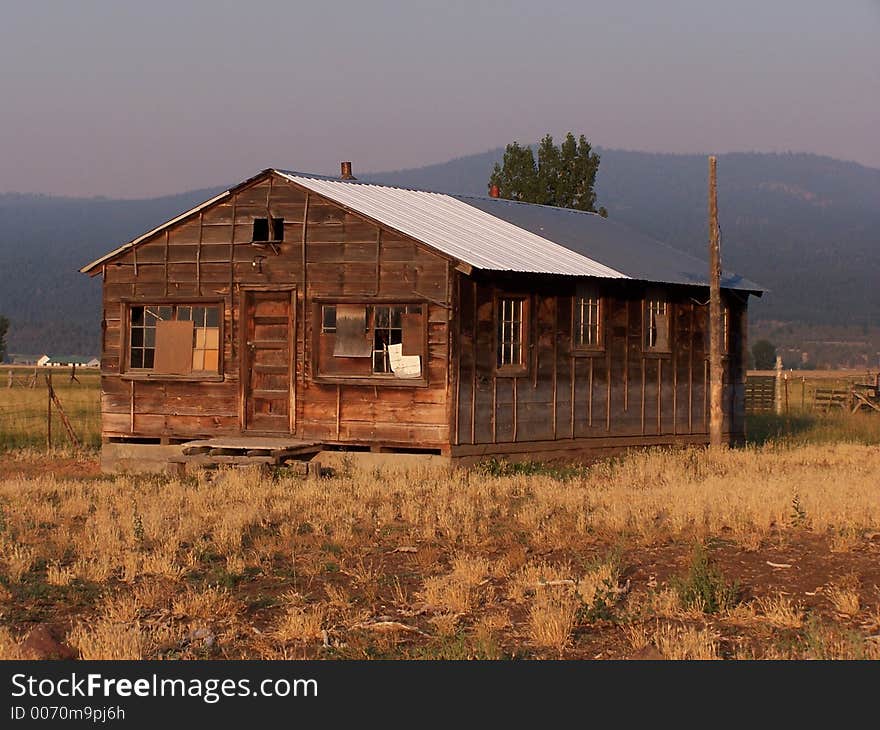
[37,355,99,368]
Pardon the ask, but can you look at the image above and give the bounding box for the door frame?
[239,285,297,435]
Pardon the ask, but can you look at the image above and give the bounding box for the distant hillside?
[1,149,878,356]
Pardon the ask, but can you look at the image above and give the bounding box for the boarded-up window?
[128,304,221,375]
[333,304,372,358]
[153,320,194,375]
[316,302,425,380]
[645,292,670,351]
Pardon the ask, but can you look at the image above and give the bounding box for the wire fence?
[0,369,101,450]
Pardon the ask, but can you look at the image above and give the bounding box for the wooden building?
[81,165,762,470]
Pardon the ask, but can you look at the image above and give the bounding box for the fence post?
[46,370,52,450]
[774,356,783,415]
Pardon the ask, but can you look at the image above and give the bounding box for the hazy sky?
[1,0,877,197]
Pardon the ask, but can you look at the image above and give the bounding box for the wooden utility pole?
[708,156,723,449]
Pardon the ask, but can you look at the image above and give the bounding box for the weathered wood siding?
[99,173,452,448]
[452,274,747,458]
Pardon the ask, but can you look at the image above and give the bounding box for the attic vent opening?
[252,217,284,242]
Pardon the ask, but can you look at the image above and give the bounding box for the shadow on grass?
[747,411,880,446]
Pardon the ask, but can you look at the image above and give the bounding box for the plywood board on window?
[154,320,194,375]
[333,304,372,357]
[401,313,424,357]
[654,313,670,351]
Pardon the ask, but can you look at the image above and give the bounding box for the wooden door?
[243,290,295,433]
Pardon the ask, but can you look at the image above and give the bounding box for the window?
[573,283,602,349]
[496,297,527,370]
[252,217,284,242]
[644,292,670,351]
[315,303,425,381]
[321,304,337,333]
[369,304,423,374]
[127,304,221,375]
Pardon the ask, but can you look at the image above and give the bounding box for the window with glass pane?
[369,304,422,373]
[128,304,221,373]
[645,294,669,350]
[497,298,524,368]
[321,305,337,333]
[574,285,602,348]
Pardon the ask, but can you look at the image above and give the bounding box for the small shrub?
[672,544,739,614]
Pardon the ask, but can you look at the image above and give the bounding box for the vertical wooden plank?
[512,377,518,442]
[129,380,135,433]
[289,288,296,434]
[703,358,709,431]
[640,356,646,435]
[672,338,678,435]
[196,211,203,294]
[623,299,629,412]
[300,192,310,387]
[657,358,662,434]
[335,384,341,439]
[164,230,169,296]
[688,301,694,433]
[551,297,558,440]
[374,227,382,295]
[605,356,611,431]
[133,244,139,279]
[492,375,497,443]
[470,280,477,445]
[569,355,575,438]
[452,269,461,446]
[238,291,249,431]
[588,357,594,428]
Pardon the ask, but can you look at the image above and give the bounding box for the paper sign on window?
[387,344,421,378]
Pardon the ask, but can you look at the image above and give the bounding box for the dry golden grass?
[653,622,720,660]
[420,555,490,614]
[1,440,879,660]
[528,587,579,653]
[755,593,805,628]
[828,585,861,617]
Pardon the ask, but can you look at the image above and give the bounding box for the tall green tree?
[0,315,8,363]
[752,339,777,370]
[489,132,607,216]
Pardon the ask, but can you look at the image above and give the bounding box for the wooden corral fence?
[745,376,776,414]
[746,370,880,415]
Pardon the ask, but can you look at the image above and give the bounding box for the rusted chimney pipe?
[340,161,355,180]
[489,184,500,198]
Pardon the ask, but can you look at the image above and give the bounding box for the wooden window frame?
[311,297,429,387]
[494,293,530,377]
[251,217,285,243]
[643,290,672,356]
[120,298,224,382]
[572,283,604,354]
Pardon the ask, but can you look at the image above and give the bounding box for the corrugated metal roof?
[457,196,762,291]
[275,172,625,279]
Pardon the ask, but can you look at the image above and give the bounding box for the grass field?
[1,370,880,660]
[0,367,101,450]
